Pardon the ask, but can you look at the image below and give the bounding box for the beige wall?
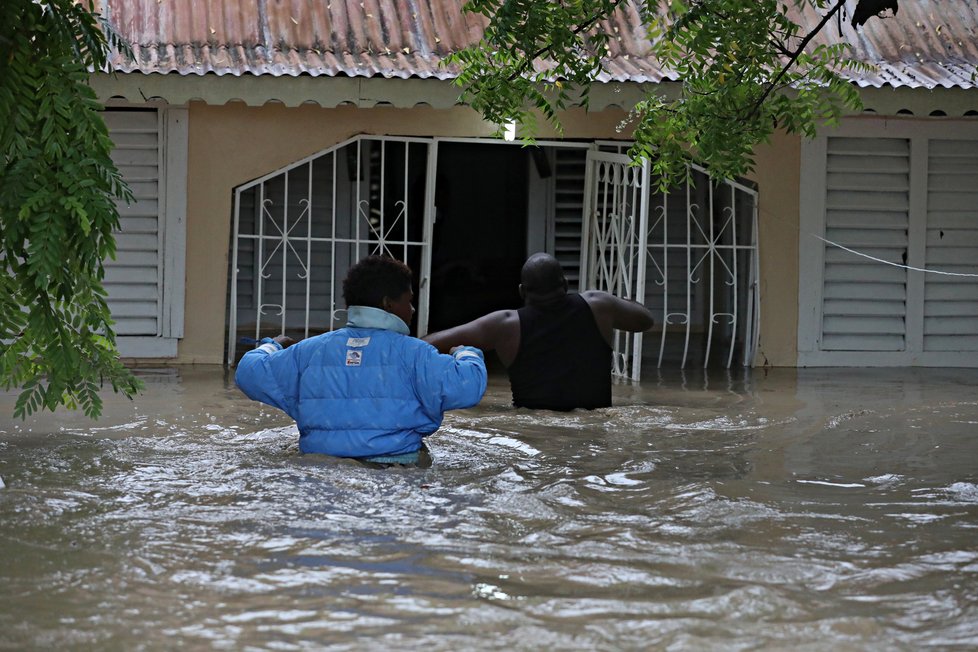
[748,130,802,367]
[177,102,802,365]
[179,103,629,363]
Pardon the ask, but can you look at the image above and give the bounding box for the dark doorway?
[428,143,530,331]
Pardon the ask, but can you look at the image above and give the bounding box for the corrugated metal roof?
[801,1,978,88]
[100,0,977,89]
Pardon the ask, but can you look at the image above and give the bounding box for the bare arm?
[422,309,520,365]
[581,290,654,343]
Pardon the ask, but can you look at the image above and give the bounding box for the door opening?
[427,142,530,332]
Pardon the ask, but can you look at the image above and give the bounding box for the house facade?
[89,0,978,373]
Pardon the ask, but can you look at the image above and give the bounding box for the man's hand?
[274,335,298,348]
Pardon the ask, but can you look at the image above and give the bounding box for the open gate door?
[579,150,651,381]
[228,136,436,365]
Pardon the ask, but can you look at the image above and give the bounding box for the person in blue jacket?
[235,255,487,465]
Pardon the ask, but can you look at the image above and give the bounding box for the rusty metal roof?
[100,0,977,89]
[801,1,978,88]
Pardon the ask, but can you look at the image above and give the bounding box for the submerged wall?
[749,130,802,367]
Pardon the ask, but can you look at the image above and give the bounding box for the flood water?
[2,366,978,650]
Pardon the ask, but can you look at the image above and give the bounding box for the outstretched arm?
[423,310,511,354]
[414,345,488,415]
[234,338,302,417]
[610,295,655,332]
[582,290,655,339]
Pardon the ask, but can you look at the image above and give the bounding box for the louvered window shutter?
[924,139,978,352]
[103,110,162,337]
[801,120,978,367]
[552,148,587,291]
[819,137,910,352]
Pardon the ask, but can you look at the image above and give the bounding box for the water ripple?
[2,368,978,649]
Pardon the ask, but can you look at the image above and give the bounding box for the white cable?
[812,233,978,278]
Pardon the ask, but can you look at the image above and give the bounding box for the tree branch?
[767,31,792,57]
[745,0,847,120]
[507,0,627,82]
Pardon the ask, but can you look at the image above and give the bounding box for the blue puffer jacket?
[235,307,487,457]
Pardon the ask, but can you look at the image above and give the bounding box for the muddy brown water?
[1,367,978,650]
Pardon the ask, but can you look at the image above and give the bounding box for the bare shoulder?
[466,308,519,333]
[489,308,520,326]
[580,290,617,310]
[580,289,654,332]
[479,308,521,341]
[581,290,625,313]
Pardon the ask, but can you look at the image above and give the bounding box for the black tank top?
[507,293,612,410]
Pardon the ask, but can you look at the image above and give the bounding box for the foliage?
[0,0,142,418]
[450,0,886,187]
[452,0,625,138]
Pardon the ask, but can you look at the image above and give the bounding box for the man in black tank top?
[423,253,654,410]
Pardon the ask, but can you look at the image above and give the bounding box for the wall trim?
[90,72,671,112]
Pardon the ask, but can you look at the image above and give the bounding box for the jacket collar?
[346,305,410,335]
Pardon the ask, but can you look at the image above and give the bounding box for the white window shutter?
[800,120,978,367]
[924,139,978,352]
[820,136,910,352]
[102,107,186,358]
[103,110,163,337]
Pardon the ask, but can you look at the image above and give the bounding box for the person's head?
[343,255,415,326]
[519,252,568,305]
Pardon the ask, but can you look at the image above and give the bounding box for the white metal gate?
[580,151,651,381]
[226,136,759,372]
[227,136,435,365]
[581,153,760,377]
[647,164,760,370]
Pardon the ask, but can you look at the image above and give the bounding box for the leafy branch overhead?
[0,0,142,418]
[449,0,899,187]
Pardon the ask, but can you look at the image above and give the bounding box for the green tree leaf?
[450,0,899,189]
[0,0,143,419]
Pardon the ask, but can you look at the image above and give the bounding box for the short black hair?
[342,255,413,308]
[521,252,566,295]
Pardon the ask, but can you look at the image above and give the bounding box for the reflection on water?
[2,367,978,649]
